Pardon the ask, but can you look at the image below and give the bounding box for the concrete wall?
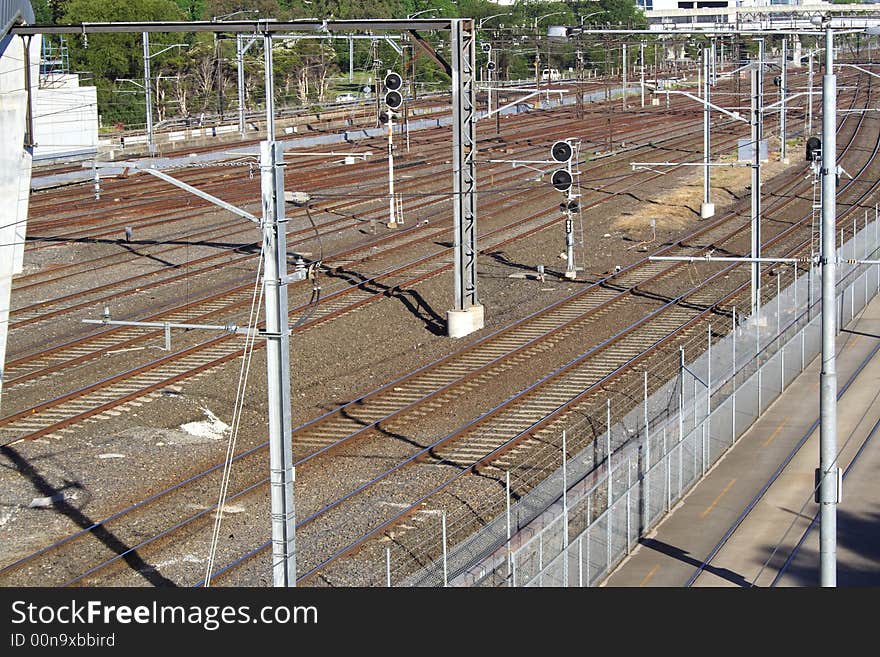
[32,76,99,161]
[0,32,38,407]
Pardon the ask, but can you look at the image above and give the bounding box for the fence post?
[578,536,583,587]
[606,398,612,508]
[442,511,448,587]
[705,323,711,474]
[386,546,391,587]
[865,211,869,309]
[606,398,612,578]
[756,309,762,413]
[678,347,684,499]
[778,274,785,394]
[692,354,697,438]
[802,320,806,372]
[626,456,632,551]
[538,531,544,587]
[664,426,670,511]
[808,259,814,321]
[585,497,591,587]
[506,470,512,587]
[732,306,737,446]
[562,431,569,587]
[643,370,650,532]
[777,272,781,338]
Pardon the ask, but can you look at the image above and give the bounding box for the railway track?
[0,64,860,584]
[2,85,781,415]
[0,120,813,438]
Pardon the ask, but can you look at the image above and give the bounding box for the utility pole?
[142,32,155,155]
[216,36,225,122]
[701,47,714,219]
[750,41,764,317]
[387,102,397,227]
[261,32,297,587]
[818,19,839,588]
[808,49,815,136]
[750,66,762,316]
[780,37,788,163]
[237,35,258,139]
[640,41,645,108]
[622,42,628,110]
[372,39,381,127]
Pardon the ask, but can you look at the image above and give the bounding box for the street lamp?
[535,12,566,30]
[579,11,605,26]
[479,12,512,30]
[213,11,260,123]
[408,8,440,19]
[142,35,186,154]
[534,12,567,87]
[212,9,259,22]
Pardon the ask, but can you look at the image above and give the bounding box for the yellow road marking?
[700,478,737,520]
[640,564,660,587]
[762,419,787,448]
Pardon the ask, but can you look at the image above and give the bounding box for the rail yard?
[2,15,879,589]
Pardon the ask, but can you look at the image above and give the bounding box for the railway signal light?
[550,140,574,193]
[551,169,573,193]
[384,90,403,110]
[383,71,403,110]
[384,71,402,91]
[481,43,492,53]
[806,136,821,162]
[486,60,496,71]
[551,140,573,163]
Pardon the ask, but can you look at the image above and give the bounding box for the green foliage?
[48,0,653,128]
[61,0,187,123]
[30,0,53,23]
[596,0,646,27]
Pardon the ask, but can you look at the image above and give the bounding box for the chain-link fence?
[389,206,880,588]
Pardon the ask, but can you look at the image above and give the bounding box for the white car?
[336,93,357,103]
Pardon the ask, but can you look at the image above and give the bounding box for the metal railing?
[396,205,880,587]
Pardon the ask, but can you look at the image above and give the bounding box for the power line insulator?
[551,140,573,163]
[551,169,573,192]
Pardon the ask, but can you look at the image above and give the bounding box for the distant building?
[642,1,880,31]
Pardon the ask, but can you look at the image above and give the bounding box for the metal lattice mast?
[448,18,483,337]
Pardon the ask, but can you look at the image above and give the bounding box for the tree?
[61,0,187,124]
